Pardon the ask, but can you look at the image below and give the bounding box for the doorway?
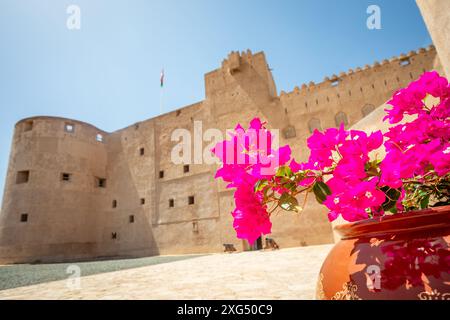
[244,236,263,251]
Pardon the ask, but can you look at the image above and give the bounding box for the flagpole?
[160,85,163,115]
[160,68,164,115]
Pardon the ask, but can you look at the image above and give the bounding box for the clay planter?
[316,205,450,300]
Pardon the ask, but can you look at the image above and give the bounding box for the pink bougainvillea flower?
[339,130,383,162]
[211,118,292,243]
[232,177,271,245]
[332,157,367,186]
[430,97,450,119]
[306,124,348,170]
[430,144,450,176]
[323,191,369,222]
[324,179,385,222]
[417,70,449,99]
[384,88,425,124]
[289,159,303,173]
[384,71,450,124]
[352,179,386,209]
[251,145,291,178]
[212,71,450,236]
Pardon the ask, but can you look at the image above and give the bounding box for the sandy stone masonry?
[0,44,443,264]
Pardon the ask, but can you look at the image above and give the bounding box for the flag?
[160,69,164,88]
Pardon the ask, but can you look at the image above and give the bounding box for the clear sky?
[0,0,432,203]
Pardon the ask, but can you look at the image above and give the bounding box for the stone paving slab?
[0,244,333,300]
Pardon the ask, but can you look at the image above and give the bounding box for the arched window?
[335,112,349,127]
[362,104,375,117]
[308,118,322,133]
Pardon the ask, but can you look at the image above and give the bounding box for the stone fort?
[0,43,444,263]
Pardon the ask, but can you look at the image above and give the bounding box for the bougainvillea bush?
[212,71,450,244]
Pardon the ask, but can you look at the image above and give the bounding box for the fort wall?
[0,45,444,263]
[0,117,109,262]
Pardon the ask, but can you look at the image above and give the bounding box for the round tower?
[0,116,109,263]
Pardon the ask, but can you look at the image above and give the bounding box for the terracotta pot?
[316,205,450,300]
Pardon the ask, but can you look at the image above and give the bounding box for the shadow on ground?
[0,254,206,291]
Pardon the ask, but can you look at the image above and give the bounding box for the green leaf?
[279,192,299,211]
[276,166,293,178]
[283,182,297,191]
[364,160,381,177]
[312,181,331,204]
[389,207,398,214]
[254,179,268,192]
[381,187,401,212]
[420,194,430,209]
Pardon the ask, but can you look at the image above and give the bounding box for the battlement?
[279,45,437,97]
[219,49,261,72]
[205,49,277,100]
[0,44,443,264]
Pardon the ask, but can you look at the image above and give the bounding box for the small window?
[362,104,376,117]
[16,171,30,184]
[159,170,164,179]
[23,121,33,132]
[400,59,411,66]
[20,213,28,222]
[139,148,145,156]
[335,112,349,127]
[308,118,322,134]
[188,196,195,205]
[111,232,117,240]
[96,134,103,142]
[65,123,75,133]
[282,126,296,139]
[112,200,117,208]
[96,177,107,188]
[61,173,71,182]
[169,199,174,208]
[140,198,145,205]
[192,221,199,233]
[183,165,190,173]
[176,110,181,117]
[129,215,135,223]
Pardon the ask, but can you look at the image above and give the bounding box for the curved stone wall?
[0,117,109,263]
[0,45,444,263]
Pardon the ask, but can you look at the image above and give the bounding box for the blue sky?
[0,0,432,203]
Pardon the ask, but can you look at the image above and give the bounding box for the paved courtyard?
[0,244,333,300]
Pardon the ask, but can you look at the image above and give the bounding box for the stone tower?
[0,46,443,263]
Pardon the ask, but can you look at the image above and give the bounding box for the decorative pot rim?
[334,205,450,240]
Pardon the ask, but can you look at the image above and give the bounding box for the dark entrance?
[256,236,263,250]
[249,236,263,251]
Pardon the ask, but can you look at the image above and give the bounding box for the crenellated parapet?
[219,49,256,73]
[279,45,437,99]
[0,44,444,264]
